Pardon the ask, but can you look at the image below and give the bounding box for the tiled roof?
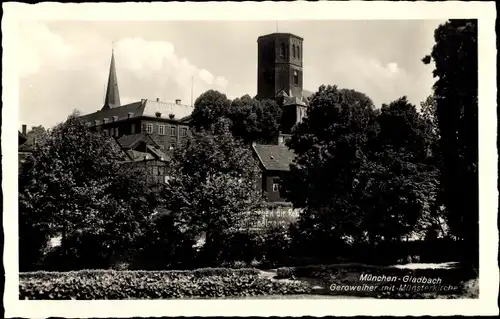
[19,131,27,145]
[146,145,170,161]
[126,150,154,161]
[117,133,159,149]
[284,96,307,107]
[252,143,296,171]
[79,99,194,125]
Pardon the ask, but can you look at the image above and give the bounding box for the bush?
[20,267,260,280]
[19,269,311,299]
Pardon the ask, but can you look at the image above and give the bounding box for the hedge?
[20,269,311,299]
[20,267,260,280]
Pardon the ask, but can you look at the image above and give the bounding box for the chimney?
[156,98,160,102]
[175,99,181,105]
[22,124,27,135]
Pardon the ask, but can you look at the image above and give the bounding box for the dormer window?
[112,116,118,122]
[155,112,162,118]
[128,112,134,118]
[103,118,109,124]
[169,114,175,120]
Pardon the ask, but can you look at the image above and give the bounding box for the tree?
[282,85,379,247]
[423,20,478,267]
[362,97,439,244]
[283,87,441,263]
[159,118,263,264]
[229,95,282,144]
[190,90,231,132]
[18,114,157,270]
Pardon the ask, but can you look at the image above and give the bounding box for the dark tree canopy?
[283,85,439,249]
[423,19,478,266]
[229,95,282,144]
[161,118,263,238]
[18,114,157,270]
[191,90,282,144]
[190,90,231,132]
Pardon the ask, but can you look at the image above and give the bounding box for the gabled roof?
[252,143,296,172]
[146,145,169,161]
[126,150,154,161]
[276,89,289,98]
[117,133,159,149]
[19,131,27,145]
[104,136,132,161]
[79,99,194,125]
[283,96,308,107]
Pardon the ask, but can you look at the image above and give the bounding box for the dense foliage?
[190,90,281,144]
[19,113,158,271]
[157,118,263,265]
[423,19,478,267]
[20,269,311,299]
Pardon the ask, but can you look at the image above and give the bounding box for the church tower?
[256,33,307,136]
[102,49,121,110]
[256,33,304,100]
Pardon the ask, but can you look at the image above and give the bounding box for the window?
[297,46,300,59]
[115,127,119,137]
[170,126,176,136]
[131,123,136,134]
[158,125,165,136]
[180,127,188,137]
[110,127,115,136]
[272,181,280,192]
[280,43,285,57]
[293,70,299,85]
[169,143,175,150]
[292,44,296,58]
[160,145,165,151]
[146,123,153,134]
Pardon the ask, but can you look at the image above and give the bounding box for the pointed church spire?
[103,46,121,109]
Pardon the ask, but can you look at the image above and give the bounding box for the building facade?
[79,50,193,155]
[77,33,308,202]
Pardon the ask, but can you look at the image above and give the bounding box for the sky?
[18,19,445,129]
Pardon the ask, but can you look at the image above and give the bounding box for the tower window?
[280,43,285,57]
[293,70,299,85]
[292,44,296,58]
[297,46,300,59]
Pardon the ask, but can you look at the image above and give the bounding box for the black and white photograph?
[3,1,498,317]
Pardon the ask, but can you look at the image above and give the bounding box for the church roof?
[252,143,296,172]
[103,50,121,109]
[283,96,307,107]
[79,99,193,125]
[258,33,304,41]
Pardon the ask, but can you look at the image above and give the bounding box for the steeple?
[103,48,121,110]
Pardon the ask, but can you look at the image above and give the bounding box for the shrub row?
[20,267,260,280]
[20,271,311,299]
